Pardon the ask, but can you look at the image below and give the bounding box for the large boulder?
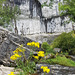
[0,27,40,66]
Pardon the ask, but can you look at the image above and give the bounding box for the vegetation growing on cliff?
[0,0,21,34]
[59,0,75,33]
[51,31,75,54]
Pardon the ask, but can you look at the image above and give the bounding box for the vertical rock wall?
[9,0,73,34]
[15,0,41,35]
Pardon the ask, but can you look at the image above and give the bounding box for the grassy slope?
[41,56,75,67]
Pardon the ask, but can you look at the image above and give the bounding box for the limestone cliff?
[8,0,72,34]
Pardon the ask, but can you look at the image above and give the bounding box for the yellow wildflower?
[31,42,35,46]
[19,49,23,52]
[38,53,44,57]
[8,72,15,75]
[10,54,21,60]
[33,55,39,59]
[43,66,48,72]
[35,43,40,48]
[46,69,50,73]
[14,54,21,58]
[35,43,38,47]
[41,66,44,69]
[37,45,40,48]
[41,66,50,73]
[13,51,18,54]
[10,55,17,60]
[36,42,40,48]
[13,48,25,54]
[43,68,47,72]
[38,51,44,54]
[13,48,19,54]
[38,51,45,57]
[36,42,39,45]
[27,42,40,48]
[27,43,31,46]
[43,66,48,70]
[44,66,48,69]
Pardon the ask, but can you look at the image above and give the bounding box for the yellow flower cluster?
[41,66,50,73]
[13,48,22,54]
[33,55,39,60]
[27,42,40,48]
[38,51,44,57]
[10,53,21,60]
[8,72,15,75]
[33,51,44,60]
[13,48,25,54]
[10,47,25,60]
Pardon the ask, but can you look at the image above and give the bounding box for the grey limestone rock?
[36,64,75,75]
[0,27,38,66]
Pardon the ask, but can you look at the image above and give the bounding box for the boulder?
[0,65,19,75]
[0,27,40,66]
[36,64,75,75]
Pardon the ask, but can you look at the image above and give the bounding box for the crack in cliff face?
[29,0,42,18]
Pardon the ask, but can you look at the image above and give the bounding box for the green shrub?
[41,42,50,50]
[41,42,54,53]
[52,32,75,52]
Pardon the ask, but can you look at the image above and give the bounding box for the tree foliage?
[0,0,21,26]
[59,0,75,22]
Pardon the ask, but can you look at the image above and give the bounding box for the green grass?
[41,56,75,67]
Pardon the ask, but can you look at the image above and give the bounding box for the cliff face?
[9,0,72,35]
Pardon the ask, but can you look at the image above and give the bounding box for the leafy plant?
[51,32,75,52]
[10,44,36,75]
[9,42,48,75]
[0,0,21,34]
[58,0,75,33]
[59,0,75,22]
[41,42,54,53]
[41,42,50,50]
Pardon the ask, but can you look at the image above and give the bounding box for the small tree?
[58,0,75,33]
[0,0,21,34]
